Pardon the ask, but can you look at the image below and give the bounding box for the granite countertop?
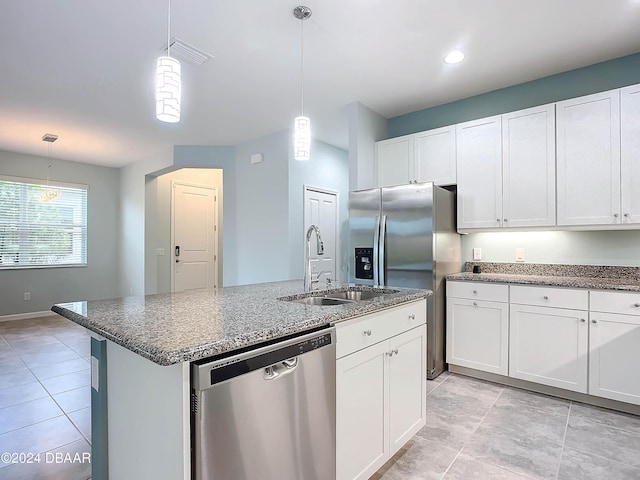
[446,262,640,292]
[52,280,431,366]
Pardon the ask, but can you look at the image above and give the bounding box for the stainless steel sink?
[325,290,397,301]
[289,296,355,306]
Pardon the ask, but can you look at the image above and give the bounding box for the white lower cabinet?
[509,304,588,393]
[336,301,427,480]
[509,286,589,393]
[446,282,509,375]
[589,291,640,405]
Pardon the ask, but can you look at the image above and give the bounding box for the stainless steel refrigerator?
[348,182,461,379]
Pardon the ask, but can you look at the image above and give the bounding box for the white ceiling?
[1,1,639,168]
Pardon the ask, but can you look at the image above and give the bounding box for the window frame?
[0,174,89,270]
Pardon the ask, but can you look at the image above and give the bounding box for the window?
[0,175,88,268]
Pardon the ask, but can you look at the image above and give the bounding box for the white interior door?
[304,186,338,285]
[172,182,218,292]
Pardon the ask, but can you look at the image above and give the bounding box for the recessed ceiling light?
[444,50,465,64]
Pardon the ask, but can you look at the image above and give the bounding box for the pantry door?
[304,186,339,285]
[171,182,218,292]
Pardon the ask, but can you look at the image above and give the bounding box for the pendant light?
[40,134,60,203]
[293,6,312,161]
[156,0,181,123]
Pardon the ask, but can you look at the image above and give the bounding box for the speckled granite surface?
[51,280,430,366]
[447,262,640,292]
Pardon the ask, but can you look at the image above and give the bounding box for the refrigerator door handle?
[378,215,387,286]
[373,215,381,286]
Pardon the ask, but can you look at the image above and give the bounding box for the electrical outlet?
[23,292,31,301]
[515,247,526,262]
[473,248,482,261]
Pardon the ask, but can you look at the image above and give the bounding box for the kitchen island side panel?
[106,341,190,480]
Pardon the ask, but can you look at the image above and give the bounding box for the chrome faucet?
[304,225,324,292]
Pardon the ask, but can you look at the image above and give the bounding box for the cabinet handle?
[472,290,477,294]
[409,314,416,320]
[473,302,478,306]
[387,349,398,357]
[580,318,586,323]
[496,218,500,222]
[503,218,508,222]
[592,319,597,324]
[614,213,619,218]
[393,348,398,355]
[363,329,372,336]
[634,303,640,308]
[543,296,549,300]
[624,213,630,218]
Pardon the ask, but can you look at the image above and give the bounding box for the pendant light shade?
[156,56,181,123]
[294,116,311,161]
[293,6,312,161]
[156,0,181,123]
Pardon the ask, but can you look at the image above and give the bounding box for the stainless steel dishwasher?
[191,327,336,480]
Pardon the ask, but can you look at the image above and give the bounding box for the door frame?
[303,185,340,283]
[171,181,219,292]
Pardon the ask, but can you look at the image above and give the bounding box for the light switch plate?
[473,248,482,261]
[515,247,525,262]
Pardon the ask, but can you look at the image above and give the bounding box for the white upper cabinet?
[414,126,456,185]
[375,135,413,187]
[456,116,503,229]
[502,104,556,227]
[556,90,621,226]
[621,84,640,224]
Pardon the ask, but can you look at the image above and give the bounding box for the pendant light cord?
[167,0,172,57]
[300,17,304,116]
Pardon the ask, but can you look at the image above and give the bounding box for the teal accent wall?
[388,52,640,137]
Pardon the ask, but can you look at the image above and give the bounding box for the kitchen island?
[52,280,431,480]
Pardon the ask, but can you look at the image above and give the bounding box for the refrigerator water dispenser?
[354,247,374,280]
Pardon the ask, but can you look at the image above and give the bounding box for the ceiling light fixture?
[444,50,465,64]
[293,6,312,161]
[156,0,181,123]
[41,134,60,203]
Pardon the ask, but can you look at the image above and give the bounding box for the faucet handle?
[325,277,332,286]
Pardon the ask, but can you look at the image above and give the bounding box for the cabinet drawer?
[336,301,426,359]
[590,291,640,315]
[446,281,508,302]
[510,285,588,310]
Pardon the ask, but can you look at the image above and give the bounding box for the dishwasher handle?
[263,357,299,380]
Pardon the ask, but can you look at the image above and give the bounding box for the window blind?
[0,176,88,268]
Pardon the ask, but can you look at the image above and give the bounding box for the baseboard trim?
[0,310,55,322]
[449,364,640,416]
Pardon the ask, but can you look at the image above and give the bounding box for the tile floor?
[2,316,640,480]
[0,315,91,480]
[373,372,640,480]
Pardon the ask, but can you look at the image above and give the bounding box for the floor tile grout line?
[553,400,572,480]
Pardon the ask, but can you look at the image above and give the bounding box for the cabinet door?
[556,90,621,226]
[456,116,503,230]
[336,340,389,480]
[414,126,456,185]
[589,312,640,405]
[502,104,556,227]
[446,297,509,375]
[375,135,413,187]
[509,304,588,393]
[621,85,640,224]
[388,325,426,456]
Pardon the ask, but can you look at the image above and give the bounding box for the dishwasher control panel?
[204,331,334,386]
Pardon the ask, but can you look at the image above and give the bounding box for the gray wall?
[386,52,640,268]
[288,139,350,282]
[0,150,120,315]
[172,134,349,287]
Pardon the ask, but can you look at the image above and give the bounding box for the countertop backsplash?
[463,262,640,280]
